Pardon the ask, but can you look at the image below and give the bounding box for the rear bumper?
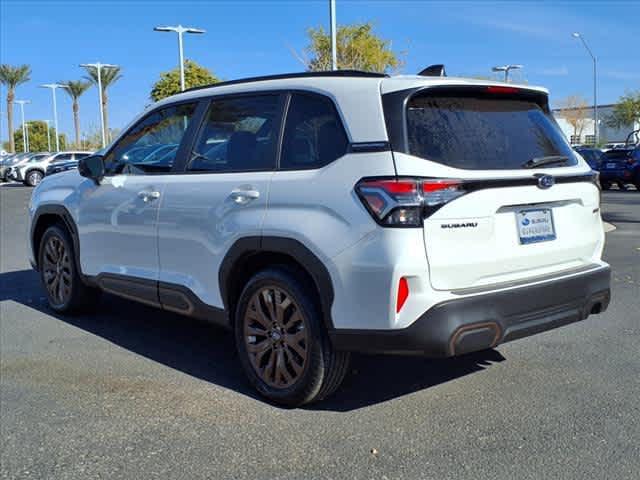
[330,266,611,357]
[599,171,632,182]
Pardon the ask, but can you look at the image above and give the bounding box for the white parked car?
[1,152,40,181]
[28,70,611,405]
[12,151,93,186]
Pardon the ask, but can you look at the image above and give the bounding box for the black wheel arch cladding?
[219,236,336,330]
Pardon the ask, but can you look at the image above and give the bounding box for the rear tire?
[25,170,43,187]
[600,181,611,190]
[38,224,100,314]
[234,267,350,407]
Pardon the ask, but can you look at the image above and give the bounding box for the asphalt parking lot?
[1,183,639,480]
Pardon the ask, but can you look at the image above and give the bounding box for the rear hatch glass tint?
[406,92,577,170]
[603,150,631,161]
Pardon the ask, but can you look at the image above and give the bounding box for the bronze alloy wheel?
[41,235,73,307]
[243,286,309,389]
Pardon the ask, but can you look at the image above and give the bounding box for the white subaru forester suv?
[28,70,611,406]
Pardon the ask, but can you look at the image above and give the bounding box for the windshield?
[406,93,577,170]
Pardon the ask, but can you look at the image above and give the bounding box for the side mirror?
[78,154,105,182]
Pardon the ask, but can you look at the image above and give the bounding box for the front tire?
[234,267,350,406]
[39,224,100,313]
[25,170,43,187]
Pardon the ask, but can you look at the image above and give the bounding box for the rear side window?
[280,93,348,170]
[406,93,577,170]
[53,153,74,162]
[187,94,280,173]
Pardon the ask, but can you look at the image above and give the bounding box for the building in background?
[553,104,639,146]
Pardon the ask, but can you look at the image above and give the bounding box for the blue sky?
[1,0,639,143]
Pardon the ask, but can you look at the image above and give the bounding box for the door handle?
[138,190,161,202]
[229,187,260,205]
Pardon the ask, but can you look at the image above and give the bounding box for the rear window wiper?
[521,155,569,169]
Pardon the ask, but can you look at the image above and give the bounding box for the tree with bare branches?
[556,95,590,140]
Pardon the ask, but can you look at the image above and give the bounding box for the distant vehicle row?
[575,146,640,191]
[0,151,92,186]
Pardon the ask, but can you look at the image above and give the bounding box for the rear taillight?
[355,177,467,227]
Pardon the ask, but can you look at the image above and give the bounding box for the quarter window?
[280,93,348,170]
[103,103,196,175]
[187,95,280,172]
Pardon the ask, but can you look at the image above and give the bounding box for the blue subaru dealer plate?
[516,208,556,244]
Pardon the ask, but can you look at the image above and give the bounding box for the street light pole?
[15,100,30,153]
[80,63,118,148]
[25,122,30,152]
[153,25,206,91]
[572,32,598,145]
[330,0,337,70]
[44,120,52,151]
[40,84,68,152]
[492,64,523,83]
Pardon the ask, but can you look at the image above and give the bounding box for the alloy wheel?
[42,235,72,306]
[28,171,43,186]
[243,286,308,388]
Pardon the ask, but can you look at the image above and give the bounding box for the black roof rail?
[182,70,389,93]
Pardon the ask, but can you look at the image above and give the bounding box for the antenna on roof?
[418,64,447,77]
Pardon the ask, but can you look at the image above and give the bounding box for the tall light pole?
[572,32,598,145]
[25,122,31,152]
[153,25,206,91]
[492,64,523,83]
[80,62,118,148]
[15,100,30,153]
[329,0,337,70]
[40,84,68,151]
[44,120,52,151]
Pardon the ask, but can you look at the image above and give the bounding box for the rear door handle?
[229,186,260,205]
[138,190,161,202]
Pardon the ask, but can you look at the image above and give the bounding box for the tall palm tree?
[0,64,31,153]
[60,80,91,148]
[82,65,122,142]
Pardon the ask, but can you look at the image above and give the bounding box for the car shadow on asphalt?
[0,268,506,412]
[0,183,29,188]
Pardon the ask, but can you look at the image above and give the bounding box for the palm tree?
[82,65,122,143]
[0,64,31,153]
[60,80,91,148]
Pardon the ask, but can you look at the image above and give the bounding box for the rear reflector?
[396,277,409,313]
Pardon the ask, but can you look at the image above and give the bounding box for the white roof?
[139,74,549,144]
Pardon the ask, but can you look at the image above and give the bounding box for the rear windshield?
[406,94,577,170]
[604,149,631,160]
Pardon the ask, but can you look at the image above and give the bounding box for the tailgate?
[383,83,605,291]
[422,179,602,290]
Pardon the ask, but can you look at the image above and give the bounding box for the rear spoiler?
[418,64,447,77]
